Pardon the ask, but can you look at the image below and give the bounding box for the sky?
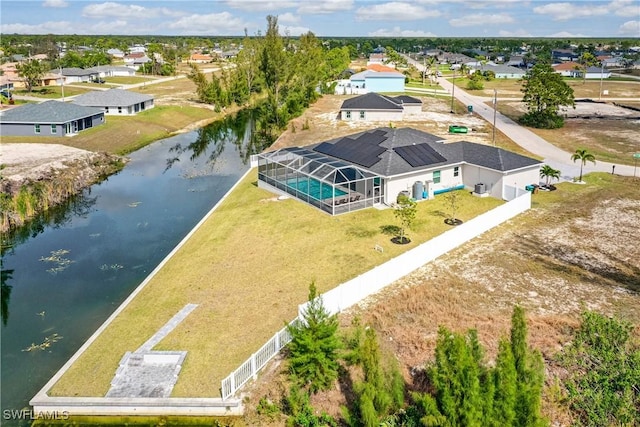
[1,0,639,38]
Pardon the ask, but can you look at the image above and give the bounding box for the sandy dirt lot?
[272,95,492,151]
[1,143,105,182]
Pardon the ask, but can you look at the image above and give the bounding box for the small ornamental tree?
[393,194,417,243]
[444,191,462,225]
[571,149,596,182]
[286,282,341,393]
[539,164,561,187]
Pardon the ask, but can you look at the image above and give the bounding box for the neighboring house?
[257,127,542,215]
[0,100,105,136]
[483,64,526,79]
[552,49,577,62]
[552,61,581,77]
[583,66,611,79]
[40,72,63,86]
[124,53,151,70]
[335,69,405,95]
[367,53,386,65]
[0,76,14,92]
[60,67,99,83]
[506,56,524,67]
[87,65,137,78]
[72,89,154,115]
[107,48,125,58]
[339,93,421,122]
[189,53,214,63]
[128,45,147,54]
[367,63,397,72]
[601,57,624,68]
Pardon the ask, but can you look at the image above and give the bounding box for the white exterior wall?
[385,165,464,204]
[403,104,422,115]
[462,165,503,198]
[341,109,403,122]
[500,166,541,199]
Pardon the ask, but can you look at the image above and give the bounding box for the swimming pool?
[286,177,347,200]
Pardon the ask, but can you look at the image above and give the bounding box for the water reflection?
[166,105,277,171]
[1,191,98,326]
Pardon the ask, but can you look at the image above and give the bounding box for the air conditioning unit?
[474,183,486,194]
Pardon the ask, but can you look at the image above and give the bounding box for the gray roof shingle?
[0,100,104,124]
[60,67,98,76]
[309,127,540,176]
[72,89,153,108]
[341,93,403,111]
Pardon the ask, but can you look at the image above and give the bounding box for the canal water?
[0,111,272,424]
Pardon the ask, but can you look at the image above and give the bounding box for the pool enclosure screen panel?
[258,148,383,215]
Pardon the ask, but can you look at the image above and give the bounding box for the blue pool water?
[286,178,347,200]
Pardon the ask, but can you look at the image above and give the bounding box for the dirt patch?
[271,94,491,150]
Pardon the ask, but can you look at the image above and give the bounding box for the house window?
[345,111,351,119]
[105,107,109,113]
[51,124,56,134]
[359,111,365,119]
[118,107,122,114]
[433,170,441,184]
[453,166,459,177]
[34,124,41,134]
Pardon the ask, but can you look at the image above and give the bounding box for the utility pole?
[598,62,604,101]
[492,89,497,146]
[422,57,425,85]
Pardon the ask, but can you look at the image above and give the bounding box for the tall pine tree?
[286,282,340,393]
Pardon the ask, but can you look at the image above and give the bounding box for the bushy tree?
[286,282,341,393]
[342,324,405,427]
[560,311,640,426]
[406,306,547,427]
[16,59,48,92]
[520,60,575,129]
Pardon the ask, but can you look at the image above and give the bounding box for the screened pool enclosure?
[258,147,384,215]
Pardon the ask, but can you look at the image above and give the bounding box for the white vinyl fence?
[220,191,531,399]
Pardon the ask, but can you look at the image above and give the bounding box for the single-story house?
[189,53,214,63]
[124,53,151,70]
[583,66,611,79]
[337,70,406,95]
[60,67,99,83]
[72,89,154,115]
[107,48,125,58]
[367,53,386,65]
[87,65,136,78]
[552,61,581,77]
[482,64,525,79]
[506,56,524,67]
[257,127,542,215]
[0,100,105,137]
[340,93,422,122]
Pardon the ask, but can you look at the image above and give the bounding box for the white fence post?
[251,353,257,380]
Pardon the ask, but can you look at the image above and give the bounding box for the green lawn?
[105,76,156,85]
[14,85,91,98]
[49,172,503,398]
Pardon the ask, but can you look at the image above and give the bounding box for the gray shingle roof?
[72,89,153,108]
[0,100,104,124]
[393,95,422,105]
[308,127,540,176]
[341,93,403,111]
[61,67,98,76]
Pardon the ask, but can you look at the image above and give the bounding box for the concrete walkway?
[106,303,198,398]
[403,54,639,178]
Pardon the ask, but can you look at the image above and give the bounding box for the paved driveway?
[403,54,638,178]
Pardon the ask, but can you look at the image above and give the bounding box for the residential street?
[403,54,639,179]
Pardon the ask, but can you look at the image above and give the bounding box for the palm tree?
[540,164,561,187]
[571,149,596,182]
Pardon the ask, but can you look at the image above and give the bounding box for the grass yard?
[129,76,197,100]
[105,76,156,85]
[14,85,91,99]
[0,105,217,155]
[244,172,640,425]
[48,170,503,398]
